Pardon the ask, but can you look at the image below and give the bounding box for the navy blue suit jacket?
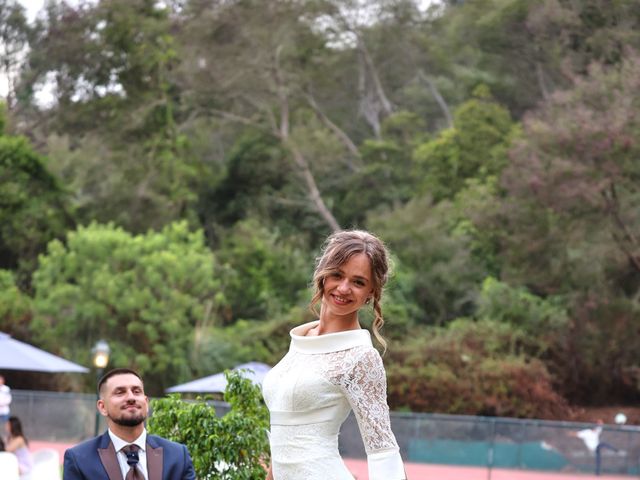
[63,431,196,480]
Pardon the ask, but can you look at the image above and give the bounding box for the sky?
[20,0,48,21]
[0,1,47,97]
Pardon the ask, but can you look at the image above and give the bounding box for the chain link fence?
[11,390,640,476]
[340,411,640,476]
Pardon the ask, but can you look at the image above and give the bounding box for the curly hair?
[310,230,391,351]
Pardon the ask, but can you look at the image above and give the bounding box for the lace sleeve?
[337,347,406,480]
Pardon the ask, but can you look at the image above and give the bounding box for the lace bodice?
[262,321,405,480]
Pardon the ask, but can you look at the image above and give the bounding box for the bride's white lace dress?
[262,320,405,480]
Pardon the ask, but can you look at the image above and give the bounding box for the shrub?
[148,370,270,479]
[386,319,570,418]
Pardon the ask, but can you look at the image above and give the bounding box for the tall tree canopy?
[3,0,640,414]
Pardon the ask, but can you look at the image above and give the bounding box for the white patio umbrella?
[0,332,89,373]
[166,361,271,393]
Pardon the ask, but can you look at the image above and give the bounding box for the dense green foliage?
[0,107,71,284]
[149,370,270,479]
[0,269,32,338]
[1,0,640,417]
[31,221,219,393]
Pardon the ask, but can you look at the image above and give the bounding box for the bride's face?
[322,253,373,320]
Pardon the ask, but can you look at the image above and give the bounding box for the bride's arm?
[339,348,406,480]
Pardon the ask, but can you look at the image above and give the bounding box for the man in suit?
[64,368,195,480]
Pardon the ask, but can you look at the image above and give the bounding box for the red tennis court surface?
[344,458,633,480]
[34,441,633,480]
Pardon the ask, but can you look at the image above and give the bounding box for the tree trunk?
[287,141,341,232]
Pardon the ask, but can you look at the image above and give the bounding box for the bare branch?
[209,108,272,135]
[305,92,361,169]
[239,94,279,134]
[358,51,382,138]
[418,69,453,129]
[356,36,393,116]
[273,45,289,139]
[328,6,392,137]
[212,98,339,232]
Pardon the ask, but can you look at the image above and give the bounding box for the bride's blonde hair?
[310,230,390,351]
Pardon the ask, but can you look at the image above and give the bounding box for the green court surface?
[408,439,568,470]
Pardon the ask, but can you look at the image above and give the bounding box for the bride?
[262,230,406,480]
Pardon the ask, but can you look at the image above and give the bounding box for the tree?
[31,221,220,393]
[476,276,569,356]
[370,195,488,325]
[495,54,640,403]
[0,104,72,285]
[430,0,640,117]
[332,111,424,226]
[175,0,346,232]
[0,0,30,109]
[21,0,205,232]
[195,131,304,236]
[500,55,640,295]
[526,0,640,76]
[0,269,32,338]
[413,85,515,201]
[214,218,311,323]
[427,0,550,115]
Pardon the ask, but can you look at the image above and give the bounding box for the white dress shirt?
[577,426,602,453]
[108,429,149,480]
[0,384,11,415]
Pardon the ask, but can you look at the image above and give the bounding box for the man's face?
[97,373,149,427]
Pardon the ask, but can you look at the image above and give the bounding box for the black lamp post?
[92,339,110,436]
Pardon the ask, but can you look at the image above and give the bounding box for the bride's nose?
[336,279,350,293]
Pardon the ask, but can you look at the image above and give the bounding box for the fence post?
[487,418,496,480]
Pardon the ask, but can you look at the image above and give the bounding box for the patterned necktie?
[122,444,144,480]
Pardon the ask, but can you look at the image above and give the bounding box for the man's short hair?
[97,368,143,396]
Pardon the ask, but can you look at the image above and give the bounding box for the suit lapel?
[98,435,124,480]
[146,438,164,480]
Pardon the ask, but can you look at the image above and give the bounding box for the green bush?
[148,370,270,479]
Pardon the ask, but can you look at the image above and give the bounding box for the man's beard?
[111,413,146,427]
